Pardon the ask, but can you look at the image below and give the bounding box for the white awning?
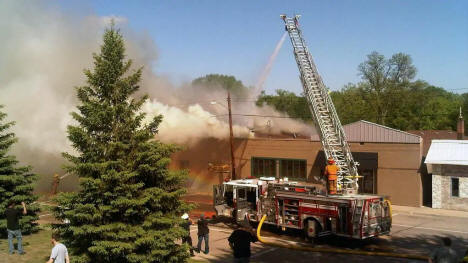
[425,140,468,173]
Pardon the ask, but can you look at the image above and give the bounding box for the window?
[451,177,459,197]
[280,159,307,179]
[252,158,277,177]
[252,157,307,180]
[237,188,246,200]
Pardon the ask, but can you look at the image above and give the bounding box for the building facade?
[172,120,424,207]
[426,140,468,211]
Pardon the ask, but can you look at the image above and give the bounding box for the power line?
[212,112,463,120]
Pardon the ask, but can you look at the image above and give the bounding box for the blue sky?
[63,0,467,95]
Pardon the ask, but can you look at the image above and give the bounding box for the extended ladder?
[280,15,359,193]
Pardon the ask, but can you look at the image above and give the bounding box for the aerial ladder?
[280,15,359,194]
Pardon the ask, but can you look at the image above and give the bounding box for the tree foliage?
[0,105,39,236]
[53,26,190,263]
[192,74,249,96]
[256,51,467,133]
[256,90,312,122]
[356,51,417,125]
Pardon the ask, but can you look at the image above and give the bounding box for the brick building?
[425,140,468,211]
[172,120,424,207]
[408,110,467,207]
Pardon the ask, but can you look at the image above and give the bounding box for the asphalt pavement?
[189,209,468,263]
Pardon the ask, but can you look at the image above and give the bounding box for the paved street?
[189,210,468,263]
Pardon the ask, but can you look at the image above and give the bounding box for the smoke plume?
[0,1,312,192]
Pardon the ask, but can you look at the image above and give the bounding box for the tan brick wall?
[234,139,422,207]
[348,142,422,207]
[172,138,423,207]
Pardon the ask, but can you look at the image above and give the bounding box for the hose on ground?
[256,214,428,261]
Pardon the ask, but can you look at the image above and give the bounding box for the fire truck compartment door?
[235,187,256,222]
[338,205,348,234]
[213,185,225,205]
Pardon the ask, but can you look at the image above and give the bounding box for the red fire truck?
[214,177,391,240]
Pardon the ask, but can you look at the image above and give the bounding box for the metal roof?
[311,120,421,143]
[425,140,468,166]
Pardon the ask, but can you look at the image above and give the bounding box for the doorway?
[358,169,376,194]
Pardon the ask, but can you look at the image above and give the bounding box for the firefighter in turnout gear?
[324,157,339,195]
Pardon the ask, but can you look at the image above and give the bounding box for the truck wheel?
[304,219,319,241]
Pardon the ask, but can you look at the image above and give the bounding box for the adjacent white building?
[425,140,468,211]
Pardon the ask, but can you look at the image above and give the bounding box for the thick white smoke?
[0,1,313,191]
[142,100,250,145]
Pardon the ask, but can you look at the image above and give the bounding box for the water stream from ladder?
[253,32,288,96]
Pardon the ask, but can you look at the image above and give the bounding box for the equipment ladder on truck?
[281,14,359,194]
[213,15,392,241]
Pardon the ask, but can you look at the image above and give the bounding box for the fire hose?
[256,213,429,261]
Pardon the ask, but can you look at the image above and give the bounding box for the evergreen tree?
[0,105,39,236]
[53,26,190,263]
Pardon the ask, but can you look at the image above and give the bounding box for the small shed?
[425,140,468,211]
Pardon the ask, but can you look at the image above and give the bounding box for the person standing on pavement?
[46,232,69,263]
[428,237,458,263]
[5,200,27,255]
[181,213,194,256]
[196,213,209,254]
[228,225,258,263]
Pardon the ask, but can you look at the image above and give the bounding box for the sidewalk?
[392,205,468,218]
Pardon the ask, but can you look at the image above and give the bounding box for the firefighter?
[181,213,194,256]
[324,157,339,195]
[51,174,60,195]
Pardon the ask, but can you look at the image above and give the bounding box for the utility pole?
[227,91,236,180]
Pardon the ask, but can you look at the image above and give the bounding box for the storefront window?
[280,159,307,179]
[252,157,306,180]
[252,158,276,177]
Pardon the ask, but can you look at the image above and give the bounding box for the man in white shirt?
[46,232,69,263]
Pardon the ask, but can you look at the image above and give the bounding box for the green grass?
[0,227,52,263]
[1,227,208,263]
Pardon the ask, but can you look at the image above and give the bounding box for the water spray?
[254,32,288,96]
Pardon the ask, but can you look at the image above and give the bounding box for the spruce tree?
[53,27,190,263]
[0,105,39,236]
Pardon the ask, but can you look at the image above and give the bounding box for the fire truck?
[213,14,392,240]
[214,177,391,239]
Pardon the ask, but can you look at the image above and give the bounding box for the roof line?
[430,139,468,144]
[345,120,421,139]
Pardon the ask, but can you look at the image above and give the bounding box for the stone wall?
[432,164,468,211]
[432,174,442,208]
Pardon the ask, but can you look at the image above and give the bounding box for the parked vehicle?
[214,177,391,239]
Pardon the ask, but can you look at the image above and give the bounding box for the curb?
[392,210,468,219]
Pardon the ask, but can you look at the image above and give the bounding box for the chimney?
[457,107,464,140]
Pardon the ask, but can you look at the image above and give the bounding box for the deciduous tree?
[192,74,249,96]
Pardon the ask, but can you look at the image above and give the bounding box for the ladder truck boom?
[213,16,392,241]
[280,14,359,194]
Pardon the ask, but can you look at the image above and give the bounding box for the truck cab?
[213,179,260,222]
